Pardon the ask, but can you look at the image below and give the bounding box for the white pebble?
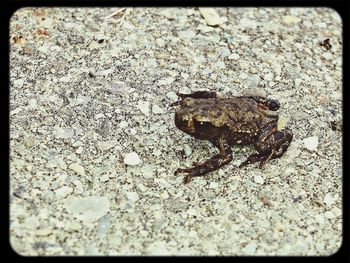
[323,193,335,206]
[322,52,333,61]
[63,196,110,223]
[13,78,24,88]
[55,186,73,199]
[69,163,85,176]
[295,78,302,87]
[145,241,169,255]
[264,72,274,81]
[97,140,118,151]
[28,98,37,109]
[254,175,264,184]
[187,208,198,216]
[160,190,169,199]
[239,17,257,29]
[228,53,239,60]
[283,15,301,24]
[241,243,257,255]
[315,214,324,224]
[199,8,227,26]
[181,72,189,79]
[126,192,139,202]
[54,126,74,139]
[152,104,164,114]
[324,210,336,219]
[166,91,178,102]
[179,29,196,38]
[137,100,150,116]
[178,86,191,94]
[183,144,192,157]
[332,207,342,217]
[209,182,218,189]
[124,152,142,166]
[303,136,319,151]
[158,77,175,86]
[118,120,128,128]
[215,61,226,69]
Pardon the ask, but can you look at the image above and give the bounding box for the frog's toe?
[183,175,192,184]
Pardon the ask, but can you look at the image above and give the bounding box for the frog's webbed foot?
[170,91,218,107]
[239,128,293,168]
[175,137,232,184]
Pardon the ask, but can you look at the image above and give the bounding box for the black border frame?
[3,0,348,261]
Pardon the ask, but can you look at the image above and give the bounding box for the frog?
[170,90,293,184]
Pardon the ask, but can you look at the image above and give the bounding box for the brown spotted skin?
[171,91,293,184]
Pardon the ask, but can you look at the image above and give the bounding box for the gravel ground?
[9,7,342,256]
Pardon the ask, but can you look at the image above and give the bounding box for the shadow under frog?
[170,91,293,184]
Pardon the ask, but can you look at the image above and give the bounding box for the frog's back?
[181,97,276,130]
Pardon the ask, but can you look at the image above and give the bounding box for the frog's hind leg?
[239,128,293,168]
[175,136,232,184]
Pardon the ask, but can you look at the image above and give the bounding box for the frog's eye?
[267,99,280,111]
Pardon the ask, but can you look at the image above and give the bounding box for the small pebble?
[54,126,74,139]
[160,190,169,199]
[303,136,319,151]
[124,152,142,166]
[209,182,218,188]
[295,78,302,87]
[63,196,110,223]
[152,104,164,114]
[228,53,239,60]
[322,52,333,61]
[55,186,73,199]
[178,86,191,94]
[183,144,192,156]
[126,192,139,202]
[187,208,198,216]
[315,214,325,224]
[199,8,227,26]
[181,72,189,79]
[137,100,150,116]
[323,193,335,206]
[13,78,24,88]
[254,175,264,184]
[166,91,178,102]
[283,15,301,24]
[179,29,196,38]
[332,207,342,217]
[241,243,257,255]
[118,121,128,129]
[69,163,86,176]
[158,77,175,86]
[324,210,336,219]
[97,140,118,151]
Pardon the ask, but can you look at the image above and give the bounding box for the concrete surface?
[10,7,342,255]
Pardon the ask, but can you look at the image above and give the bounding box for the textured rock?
[69,163,86,176]
[123,152,142,166]
[63,196,110,223]
[303,136,319,151]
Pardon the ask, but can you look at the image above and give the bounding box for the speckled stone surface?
[10,7,342,255]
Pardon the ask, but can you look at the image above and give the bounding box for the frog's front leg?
[175,136,232,184]
[170,91,218,106]
[239,124,293,168]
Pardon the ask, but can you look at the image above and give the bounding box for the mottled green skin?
[171,91,293,184]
